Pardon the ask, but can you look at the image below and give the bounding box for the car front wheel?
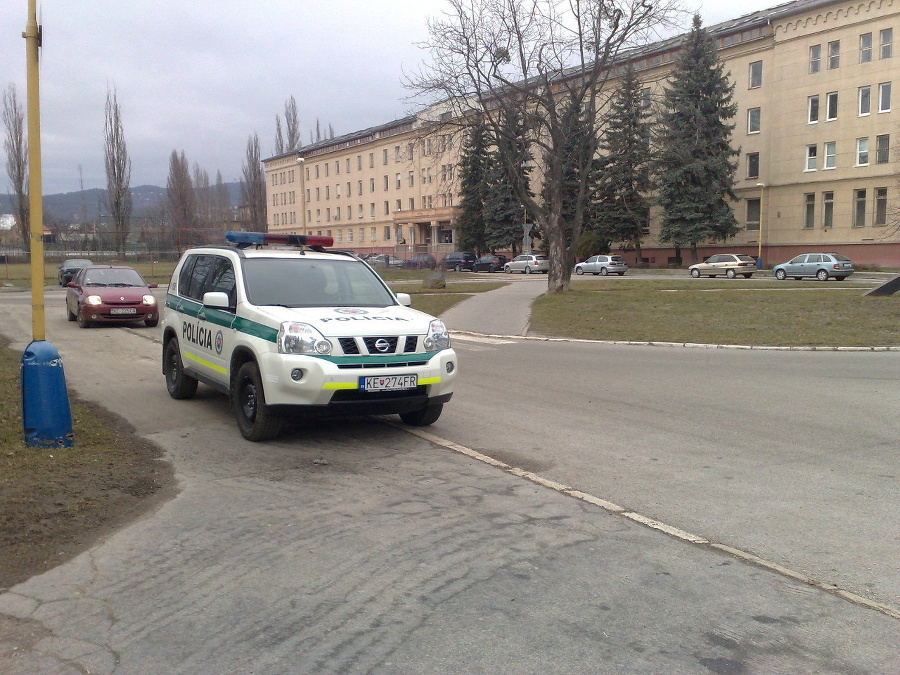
[575,267,584,275]
[690,269,700,278]
[76,307,91,328]
[726,269,736,279]
[525,266,532,274]
[816,269,829,281]
[774,269,787,280]
[234,361,284,442]
[164,338,198,399]
[400,403,443,426]
[504,265,511,273]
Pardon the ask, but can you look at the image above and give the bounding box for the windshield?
[242,257,398,308]
[82,268,146,287]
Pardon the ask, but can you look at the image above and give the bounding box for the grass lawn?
[530,280,900,347]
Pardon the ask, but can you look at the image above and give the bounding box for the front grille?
[338,337,360,354]
[336,360,428,370]
[336,335,422,356]
[363,336,399,353]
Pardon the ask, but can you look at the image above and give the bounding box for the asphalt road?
[0,286,897,674]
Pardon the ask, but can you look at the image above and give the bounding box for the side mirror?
[66,281,76,288]
[147,282,158,289]
[202,291,231,309]
[396,292,412,307]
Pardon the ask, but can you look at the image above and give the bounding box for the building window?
[382,149,388,165]
[804,193,815,229]
[747,107,761,133]
[335,160,340,175]
[370,203,376,218]
[749,61,762,88]
[347,181,351,196]
[408,171,414,187]
[853,189,867,227]
[827,40,840,69]
[874,188,888,226]
[383,175,389,190]
[641,87,652,108]
[860,33,872,63]
[859,85,871,115]
[396,173,401,189]
[326,208,331,222]
[875,134,890,164]
[336,230,343,243]
[822,192,834,228]
[809,44,821,73]
[808,95,819,123]
[409,197,415,211]
[878,82,891,112]
[346,158,351,173]
[745,198,760,231]
[357,155,362,171]
[824,141,836,169]
[384,200,390,215]
[856,137,869,165]
[805,144,817,171]
[336,206,341,220]
[359,228,364,243]
[315,187,320,201]
[746,152,759,179]
[325,186,330,200]
[357,180,363,195]
[881,28,893,59]
[825,92,838,120]
[324,163,329,177]
[336,183,341,198]
[384,225,391,240]
[347,228,353,242]
[369,177,375,192]
[395,145,401,161]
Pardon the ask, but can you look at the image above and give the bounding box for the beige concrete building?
[265,0,898,266]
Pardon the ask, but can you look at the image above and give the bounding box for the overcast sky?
[2,0,778,196]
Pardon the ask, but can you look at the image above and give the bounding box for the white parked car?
[504,254,549,274]
[689,254,757,278]
[575,255,628,276]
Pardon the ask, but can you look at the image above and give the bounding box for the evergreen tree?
[484,109,531,255]
[656,14,740,263]
[595,65,652,260]
[456,122,491,253]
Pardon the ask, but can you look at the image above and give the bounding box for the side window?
[790,255,807,264]
[182,254,215,300]
[808,254,824,263]
[207,257,237,308]
[177,255,197,297]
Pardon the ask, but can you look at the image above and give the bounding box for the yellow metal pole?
[756,183,765,264]
[24,0,45,341]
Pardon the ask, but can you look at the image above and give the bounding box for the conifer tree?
[484,109,531,255]
[455,122,491,253]
[656,15,739,263]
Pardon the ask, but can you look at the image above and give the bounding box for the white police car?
[162,232,456,441]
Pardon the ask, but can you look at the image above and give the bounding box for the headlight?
[423,319,450,351]
[86,295,102,306]
[277,321,333,355]
[142,295,157,306]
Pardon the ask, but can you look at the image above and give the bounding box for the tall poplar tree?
[455,122,491,253]
[656,14,739,263]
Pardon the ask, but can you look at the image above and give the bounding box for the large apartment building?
[264,0,898,266]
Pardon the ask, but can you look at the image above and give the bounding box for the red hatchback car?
[65,265,159,328]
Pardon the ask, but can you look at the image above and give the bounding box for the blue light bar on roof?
[226,232,334,248]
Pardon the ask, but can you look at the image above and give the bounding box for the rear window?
[535,256,549,261]
[831,254,851,261]
[736,255,756,262]
[610,256,625,262]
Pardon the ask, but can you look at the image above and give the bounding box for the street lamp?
[297,156,307,236]
[756,182,766,266]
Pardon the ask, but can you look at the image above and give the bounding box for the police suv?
[162,232,456,441]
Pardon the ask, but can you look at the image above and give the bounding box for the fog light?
[446,361,455,374]
[290,368,304,381]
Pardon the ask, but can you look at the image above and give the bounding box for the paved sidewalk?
[440,276,547,335]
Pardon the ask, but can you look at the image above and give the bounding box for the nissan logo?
[374,339,391,353]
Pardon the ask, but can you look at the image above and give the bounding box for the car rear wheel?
[774,269,787,280]
[742,273,753,278]
[575,267,584,275]
[816,269,829,281]
[690,269,700,278]
[726,269,736,279]
[525,266,532,274]
[234,361,284,442]
[164,338,198,399]
[617,272,626,276]
[400,403,443,426]
[600,267,608,276]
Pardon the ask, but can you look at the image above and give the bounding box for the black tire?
[400,403,443,426]
[690,269,700,278]
[575,267,584,275]
[234,361,284,442]
[504,265,511,273]
[617,272,626,276]
[835,276,847,281]
[775,269,787,280]
[794,277,802,281]
[709,275,717,278]
[145,317,159,328]
[816,269,829,281]
[66,303,76,321]
[164,338,198,399]
[726,269,736,279]
[76,307,91,328]
[742,273,753,278]
[600,267,609,276]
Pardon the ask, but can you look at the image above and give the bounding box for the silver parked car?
[772,253,854,281]
[575,255,628,276]
[504,254,549,274]
[689,253,757,278]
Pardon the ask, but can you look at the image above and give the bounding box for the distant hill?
[0,183,242,222]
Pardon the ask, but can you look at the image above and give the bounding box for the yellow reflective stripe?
[184,351,227,375]
[418,376,441,385]
[323,382,358,390]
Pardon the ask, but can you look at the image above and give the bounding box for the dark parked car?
[368,253,403,268]
[403,253,437,270]
[440,251,477,271]
[65,265,159,328]
[57,258,93,286]
[472,254,508,273]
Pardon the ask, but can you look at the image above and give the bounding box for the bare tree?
[213,170,232,227]
[284,95,301,151]
[166,149,197,248]
[3,84,29,251]
[104,87,132,254]
[274,115,285,155]
[193,163,212,229]
[411,0,678,292]
[240,133,267,231]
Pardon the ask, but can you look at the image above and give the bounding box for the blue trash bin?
[21,340,74,448]
[756,256,763,269]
